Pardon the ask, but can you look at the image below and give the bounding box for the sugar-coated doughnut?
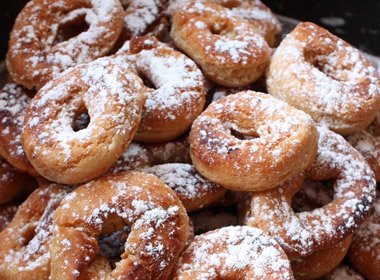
[0,201,19,231]
[0,181,72,280]
[242,127,376,258]
[7,0,124,90]
[190,91,318,191]
[291,235,352,280]
[348,193,380,280]
[116,36,207,142]
[347,111,380,181]
[0,83,37,175]
[21,57,146,184]
[322,264,365,280]
[171,1,270,87]
[267,22,380,135]
[173,226,294,279]
[168,0,281,46]
[142,163,226,212]
[51,171,189,280]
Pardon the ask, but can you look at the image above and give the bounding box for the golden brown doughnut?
[267,22,380,135]
[0,157,37,205]
[190,91,318,192]
[7,0,124,90]
[142,163,227,212]
[170,1,270,87]
[173,226,294,279]
[51,171,189,280]
[348,193,380,280]
[242,127,376,258]
[168,0,281,47]
[21,57,146,184]
[0,83,37,175]
[0,181,72,280]
[116,36,207,143]
[347,111,380,181]
[291,235,352,280]
[122,0,168,38]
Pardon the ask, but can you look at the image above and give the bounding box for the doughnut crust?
[242,127,376,258]
[0,83,37,175]
[190,91,318,191]
[7,0,124,90]
[173,226,294,279]
[21,57,146,184]
[348,194,380,280]
[116,36,207,143]
[267,22,380,135]
[51,171,190,280]
[171,1,270,87]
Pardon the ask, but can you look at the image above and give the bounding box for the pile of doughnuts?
[0,0,379,279]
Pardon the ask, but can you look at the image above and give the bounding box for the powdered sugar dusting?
[174,226,293,279]
[244,127,376,256]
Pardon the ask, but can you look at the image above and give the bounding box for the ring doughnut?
[242,127,376,257]
[170,1,270,87]
[7,0,124,90]
[348,193,380,280]
[0,180,72,279]
[167,0,281,46]
[172,226,294,280]
[347,111,380,181]
[291,235,352,280]
[189,91,318,191]
[322,264,365,280]
[116,36,207,143]
[142,163,227,212]
[51,171,189,280]
[267,22,380,135]
[0,83,37,175]
[0,157,37,205]
[21,57,146,184]
[122,0,168,39]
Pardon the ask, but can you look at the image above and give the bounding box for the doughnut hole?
[230,127,259,140]
[138,72,156,90]
[55,12,90,45]
[98,218,131,269]
[72,112,90,132]
[292,179,334,212]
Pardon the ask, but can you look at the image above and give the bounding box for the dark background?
[0,0,379,60]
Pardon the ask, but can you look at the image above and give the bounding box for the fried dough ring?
[173,226,294,280]
[0,83,37,175]
[116,36,207,143]
[267,22,380,135]
[291,235,352,280]
[143,163,226,212]
[122,0,168,38]
[242,127,376,258]
[347,111,380,181]
[170,1,270,87]
[190,91,318,191]
[7,0,124,90]
[168,0,281,47]
[21,57,146,184]
[0,181,72,280]
[348,193,380,280]
[322,264,365,280]
[51,171,189,280]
